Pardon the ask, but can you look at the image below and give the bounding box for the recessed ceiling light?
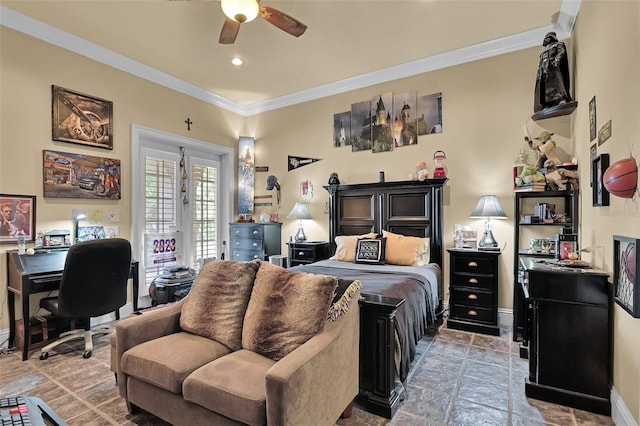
[231,57,244,66]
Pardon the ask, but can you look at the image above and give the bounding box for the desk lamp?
[287,202,311,242]
[74,213,87,244]
[470,195,507,251]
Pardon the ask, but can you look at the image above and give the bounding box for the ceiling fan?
[219,0,307,44]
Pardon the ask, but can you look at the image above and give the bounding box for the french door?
[132,125,233,302]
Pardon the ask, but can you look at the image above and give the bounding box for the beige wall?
[1,1,638,421]
[572,1,640,421]
[0,28,243,330]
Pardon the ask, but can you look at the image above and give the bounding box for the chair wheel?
[83,350,92,359]
[39,352,49,360]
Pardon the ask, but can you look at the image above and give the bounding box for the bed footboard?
[358,293,405,419]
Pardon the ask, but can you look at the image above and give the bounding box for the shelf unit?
[512,190,579,343]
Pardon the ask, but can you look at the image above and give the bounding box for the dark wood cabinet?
[521,258,610,415]
[513,191,579,342]
[287,241,330,267]
[447,249,500,335]
[229,223,282,261]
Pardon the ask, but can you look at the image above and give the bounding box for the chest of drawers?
[229,223,282,261]
[447,248,500,335]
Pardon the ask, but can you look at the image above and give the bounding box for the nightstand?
[447,248,500,335]
[287,241,330,267]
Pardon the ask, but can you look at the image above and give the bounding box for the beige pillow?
[180,260,260,351]
[333,233,378,261]
[242,261,338,361]
[382,230,430,266]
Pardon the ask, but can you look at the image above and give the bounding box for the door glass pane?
[144,156,177,284]
[191,162,218,268]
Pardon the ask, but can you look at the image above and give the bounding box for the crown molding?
[1,1,580,117]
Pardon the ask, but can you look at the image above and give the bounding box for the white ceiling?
[0,0,580,116]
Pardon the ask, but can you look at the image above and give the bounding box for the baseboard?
[0,301,135,351]
[611,386,639,426]
[497,308,513,328]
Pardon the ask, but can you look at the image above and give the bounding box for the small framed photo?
[613,235,639,318]
[589,96,597,142]
[52,85,113,149]
[591,154,610,207]
[597,120,612,146]
[0,194,36,243]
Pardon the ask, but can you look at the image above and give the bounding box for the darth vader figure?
[534,32,573,112]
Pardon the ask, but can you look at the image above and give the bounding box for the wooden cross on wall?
[185,118,193,131]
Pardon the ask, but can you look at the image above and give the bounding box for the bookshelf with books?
[512,190,579,345]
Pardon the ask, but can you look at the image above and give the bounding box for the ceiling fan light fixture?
[221,0,259,24]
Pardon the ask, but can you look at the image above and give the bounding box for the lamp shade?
[469,195,507,219]
[221,0,259,23]
[287,202,311,220]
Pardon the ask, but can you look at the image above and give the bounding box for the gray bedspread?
[291,259,441,382]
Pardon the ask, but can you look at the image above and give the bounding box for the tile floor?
[0,321,615,425]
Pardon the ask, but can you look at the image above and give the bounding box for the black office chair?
[39,238,132,360]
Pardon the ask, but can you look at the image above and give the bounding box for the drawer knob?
[234,230,240,235]
[468,261,478,267]
[234,241,240,246]
[298,251,304,256]
[467,294,478,300]
[468,310,478,316]
[253,254,259,259]
[252,242,258,247]
[468,278,478,284]
[252,230,259,235]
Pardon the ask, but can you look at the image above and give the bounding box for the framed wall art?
[589,96,596,142]
[43,150,121,199]
[52,85,113,149]
[0,194,36,243]
[613,235,639,318]
[591,153,610,207]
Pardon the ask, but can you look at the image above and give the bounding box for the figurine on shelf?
[328,172,340,185]
[534,32,573,112]
[533,131,561,168]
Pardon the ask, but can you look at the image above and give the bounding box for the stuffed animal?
[411,160,429,181]
[515,164,545,186]
[544,159,579,191]
[534,131,561,168]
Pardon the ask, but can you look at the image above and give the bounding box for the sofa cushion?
[183,349,275,426]
[242,261,338,361]
[121,332,231,394]
[180,260,260,351]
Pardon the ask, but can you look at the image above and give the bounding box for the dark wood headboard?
[323,178,447,269]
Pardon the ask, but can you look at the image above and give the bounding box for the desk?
[6,248,139,361]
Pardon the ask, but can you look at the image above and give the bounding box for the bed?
[291,178,447,418]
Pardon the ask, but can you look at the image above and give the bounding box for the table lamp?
[469,195,507,251]
[287,202,311,242]
[74,213,86,244]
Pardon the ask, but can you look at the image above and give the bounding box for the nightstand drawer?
[450,287,495,308]
[452,256,495,274]
[291,247,315,261]
[451,273,496,289]
[450,304,495,324]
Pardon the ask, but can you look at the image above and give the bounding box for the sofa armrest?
[265,289,360,425]
[114,300,184,398]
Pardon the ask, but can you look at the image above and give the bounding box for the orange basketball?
[603,157,638,198]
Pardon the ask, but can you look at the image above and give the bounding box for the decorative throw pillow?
[333,233,378,262]
[354,237,386,264]
[180,260,260,351]
[242,261,338,361]
[382,230,430,266]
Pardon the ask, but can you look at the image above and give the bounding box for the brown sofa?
[112,260,361,426]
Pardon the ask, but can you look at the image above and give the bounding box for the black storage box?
[149,266,197,306]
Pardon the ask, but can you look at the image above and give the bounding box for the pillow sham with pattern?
[332,232,378,262]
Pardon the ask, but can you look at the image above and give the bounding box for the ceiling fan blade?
[259,6,307,38]
[219,18,241,44]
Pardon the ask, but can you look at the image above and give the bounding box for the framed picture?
[591,154,610,207]
[43,150,121,199]
[613,235,639,318]
[0,194,36,243]
[52,85,113,149]
[597,120,612,146]
[589,96,597,142]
